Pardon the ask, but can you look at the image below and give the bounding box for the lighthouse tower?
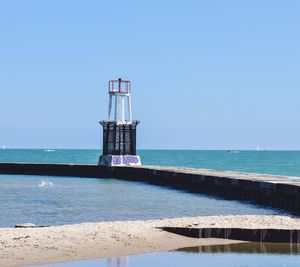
[98,78,141,166]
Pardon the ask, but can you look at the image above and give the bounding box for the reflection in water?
[36,243,300,267]
[175,242,300,255]
[104,243,300,267]
[107,257,129,267]
[103,244,300,267]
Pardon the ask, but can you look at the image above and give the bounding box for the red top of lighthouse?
[108,78,131,94]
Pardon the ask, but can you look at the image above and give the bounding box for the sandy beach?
[1,215,300,267]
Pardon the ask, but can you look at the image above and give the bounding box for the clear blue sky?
[0,0,299,150]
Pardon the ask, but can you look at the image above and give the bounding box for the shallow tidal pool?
[34,243,300,267]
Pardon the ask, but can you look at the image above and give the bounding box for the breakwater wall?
[162,227,300,243]
[1,163,300,215]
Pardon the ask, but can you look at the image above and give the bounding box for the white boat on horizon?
[44,149,56,152]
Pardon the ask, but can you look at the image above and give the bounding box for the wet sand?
[1,215,300,267]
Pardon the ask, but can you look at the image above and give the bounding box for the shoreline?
[1,215,300,267]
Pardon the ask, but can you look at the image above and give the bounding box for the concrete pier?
[162,227,300,243]
[1,163,300,215]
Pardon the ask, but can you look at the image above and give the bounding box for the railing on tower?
[109,79,131,94]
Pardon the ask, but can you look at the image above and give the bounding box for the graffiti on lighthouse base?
[99,155,141,166]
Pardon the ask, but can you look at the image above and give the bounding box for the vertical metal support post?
[118,78,121,93]
[128,95,132,123]
[121,96,125,123]
[108,95,112,121]
[114,95,118,121]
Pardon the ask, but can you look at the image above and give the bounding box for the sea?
[1,149,300,176]
[0,149,299,227]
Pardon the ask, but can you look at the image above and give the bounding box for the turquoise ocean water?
[0,149,298,227]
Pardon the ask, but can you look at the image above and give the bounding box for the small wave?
[44,149,55,152]
[38,180,54,188]
[228,150,239,154]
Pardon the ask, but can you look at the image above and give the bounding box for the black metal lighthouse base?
[98,120,141,166]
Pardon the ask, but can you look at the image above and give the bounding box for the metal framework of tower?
[98,78,141,166]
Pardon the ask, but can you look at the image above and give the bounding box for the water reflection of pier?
[106,243,299,267]
[107,256,129,267]
[103,244,299,267]
[176,242,300,254]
